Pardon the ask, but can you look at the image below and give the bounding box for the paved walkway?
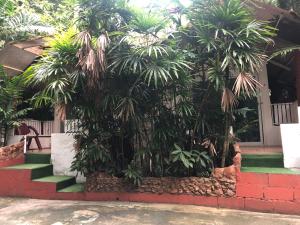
[0,198,300,225]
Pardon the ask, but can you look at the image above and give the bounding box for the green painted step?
[242,154,284,168]
[58,183,85,193]
[241,167,300,175]
[4,163,50,170]
[32,175,76,191]
[3,163,53,179]
[25,153,51,164]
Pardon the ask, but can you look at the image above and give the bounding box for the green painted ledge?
[58,183,85,193]
[4,164,50,170]
[242,154,283,159]
[241,167,300,175]
[32,175,74,183]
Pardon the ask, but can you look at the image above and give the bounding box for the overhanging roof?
[246,1,300,45]
[246,0,300,24]
[0,38,45,76]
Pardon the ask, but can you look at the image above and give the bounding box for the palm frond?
[96,32,111,72]
[115,97,137,122]
[129,7,167,35]
[221,88,238,112]
[270,46,300,59]
[233,72,262,97]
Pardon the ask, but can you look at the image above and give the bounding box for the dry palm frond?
[233,72,262,97]
[75,31,106,88]
[86,49,101,87]
[221,88,238,112]
[96,32,111,72]
[75,31,92,49]
[76,47,87,70]
[201,138,217,156]
[115,97,136,122]
[86,49,98,73]
[75,31,92,72]
[97,32,110,50]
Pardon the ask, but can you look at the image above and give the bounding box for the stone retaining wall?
[86,165,237,197]
[0,142,24,162]
[86,146,242,197]
[85,146,241,197]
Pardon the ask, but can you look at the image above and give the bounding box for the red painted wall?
[0,156,24,168]
[1,164,300,215]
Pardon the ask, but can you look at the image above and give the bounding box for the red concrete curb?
[0,156,25,168]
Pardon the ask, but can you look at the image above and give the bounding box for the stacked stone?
[85,173,129,192]
[0,142,24,162]
[85,165,237,197]
[86,145,242,197]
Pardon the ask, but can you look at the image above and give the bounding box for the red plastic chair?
[16,123,42,151]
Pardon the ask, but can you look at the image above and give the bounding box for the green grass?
[58,183,85,193]
[241,167,300,174]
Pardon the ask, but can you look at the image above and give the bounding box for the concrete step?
[3,163,54,180]
[32,175,76,191]
[242,154,284,168]
[58,183,84,193]
[25,153,51,164]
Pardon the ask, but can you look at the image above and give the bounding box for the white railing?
[271,101,298,126]
[64,119,81,133]
[19,119,54,136]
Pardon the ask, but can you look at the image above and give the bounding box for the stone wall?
[0,142,24,162]
[86,165,237,197]
[86,145,242,197]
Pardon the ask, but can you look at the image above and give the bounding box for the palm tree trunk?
[221,112,230,167]
[221,67,231,167]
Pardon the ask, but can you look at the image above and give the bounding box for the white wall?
[51,133,86,183]
[280,123,300,169]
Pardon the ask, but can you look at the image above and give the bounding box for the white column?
[257,63,281,146]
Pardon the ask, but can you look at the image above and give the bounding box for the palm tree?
[28,1,204,178]
[186,0,276,166]
[28,0,276,180]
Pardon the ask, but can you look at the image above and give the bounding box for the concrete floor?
[0,198,300,225]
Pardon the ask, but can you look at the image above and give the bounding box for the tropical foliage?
[24,0,277,183]
[0,0,52,48]
[0,66,29,146]
[186,0,275,166]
